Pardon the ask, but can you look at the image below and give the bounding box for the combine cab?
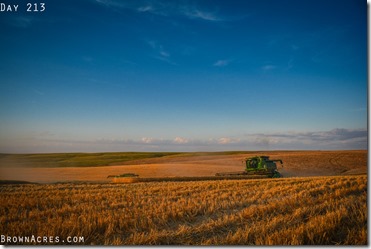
[216,156,283,178]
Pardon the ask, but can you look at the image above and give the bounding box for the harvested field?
[112,175,270,183]
[0,150,367,183]
[0,151,367,245]
[0,175,367,245]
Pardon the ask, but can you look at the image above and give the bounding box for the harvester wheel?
[272,171,282,178]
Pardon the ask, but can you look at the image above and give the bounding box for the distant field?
[0,150,366,183]
[0,152,183,167]
[0,151,248,168]
[0,175,366,245]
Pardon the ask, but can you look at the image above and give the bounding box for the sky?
[0,0,367,153]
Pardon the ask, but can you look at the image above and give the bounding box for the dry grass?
[0,175,367,245]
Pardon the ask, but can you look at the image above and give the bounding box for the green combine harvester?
[109,155,283,183]
[215,156,283,178]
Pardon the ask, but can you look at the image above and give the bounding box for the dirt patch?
[0,150,366,183]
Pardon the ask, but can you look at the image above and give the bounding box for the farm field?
[0,150,367,245]
[0,175,367,245]
[0,150,367,183]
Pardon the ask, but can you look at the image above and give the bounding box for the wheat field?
[0,174,367,245]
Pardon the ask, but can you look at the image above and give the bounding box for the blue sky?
[0,0,367,153]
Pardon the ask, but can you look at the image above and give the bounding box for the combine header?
[215,156,283,178]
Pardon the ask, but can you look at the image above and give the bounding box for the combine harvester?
[109,156,283,183]
[215,156,283,178]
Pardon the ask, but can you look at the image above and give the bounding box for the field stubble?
[0,175,367,245]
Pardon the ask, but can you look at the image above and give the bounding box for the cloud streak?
[213,59,232,67]
[181,8,221,21]
[6,16,35,28]
[94,0,223,22]
[245,128,367,150]
[261,64,276,71]
[147,40,176,65]
[2,128,366,153]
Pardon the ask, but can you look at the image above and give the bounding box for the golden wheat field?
[0,174,367,245]
[0,151,368,245]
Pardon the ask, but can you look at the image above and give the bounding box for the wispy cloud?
[291,44,300,51]
[286,58,294,70]
[218,137,240,145]
[261,64,276,71]
[181,8,221,21]
[6,128,366,153]
[147,40,176,65]
[137,5,153,12]
[95,0,125,8]
[213,59,231,67]
[32,89,45,96]
[349,107,367,112]
[8,16,34,28]
[82,56,94,63]
[94,0,224,22]
[174,137,188,144]
[244,128,367,150]
[141,137,156,144]
[112,128,367,150]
